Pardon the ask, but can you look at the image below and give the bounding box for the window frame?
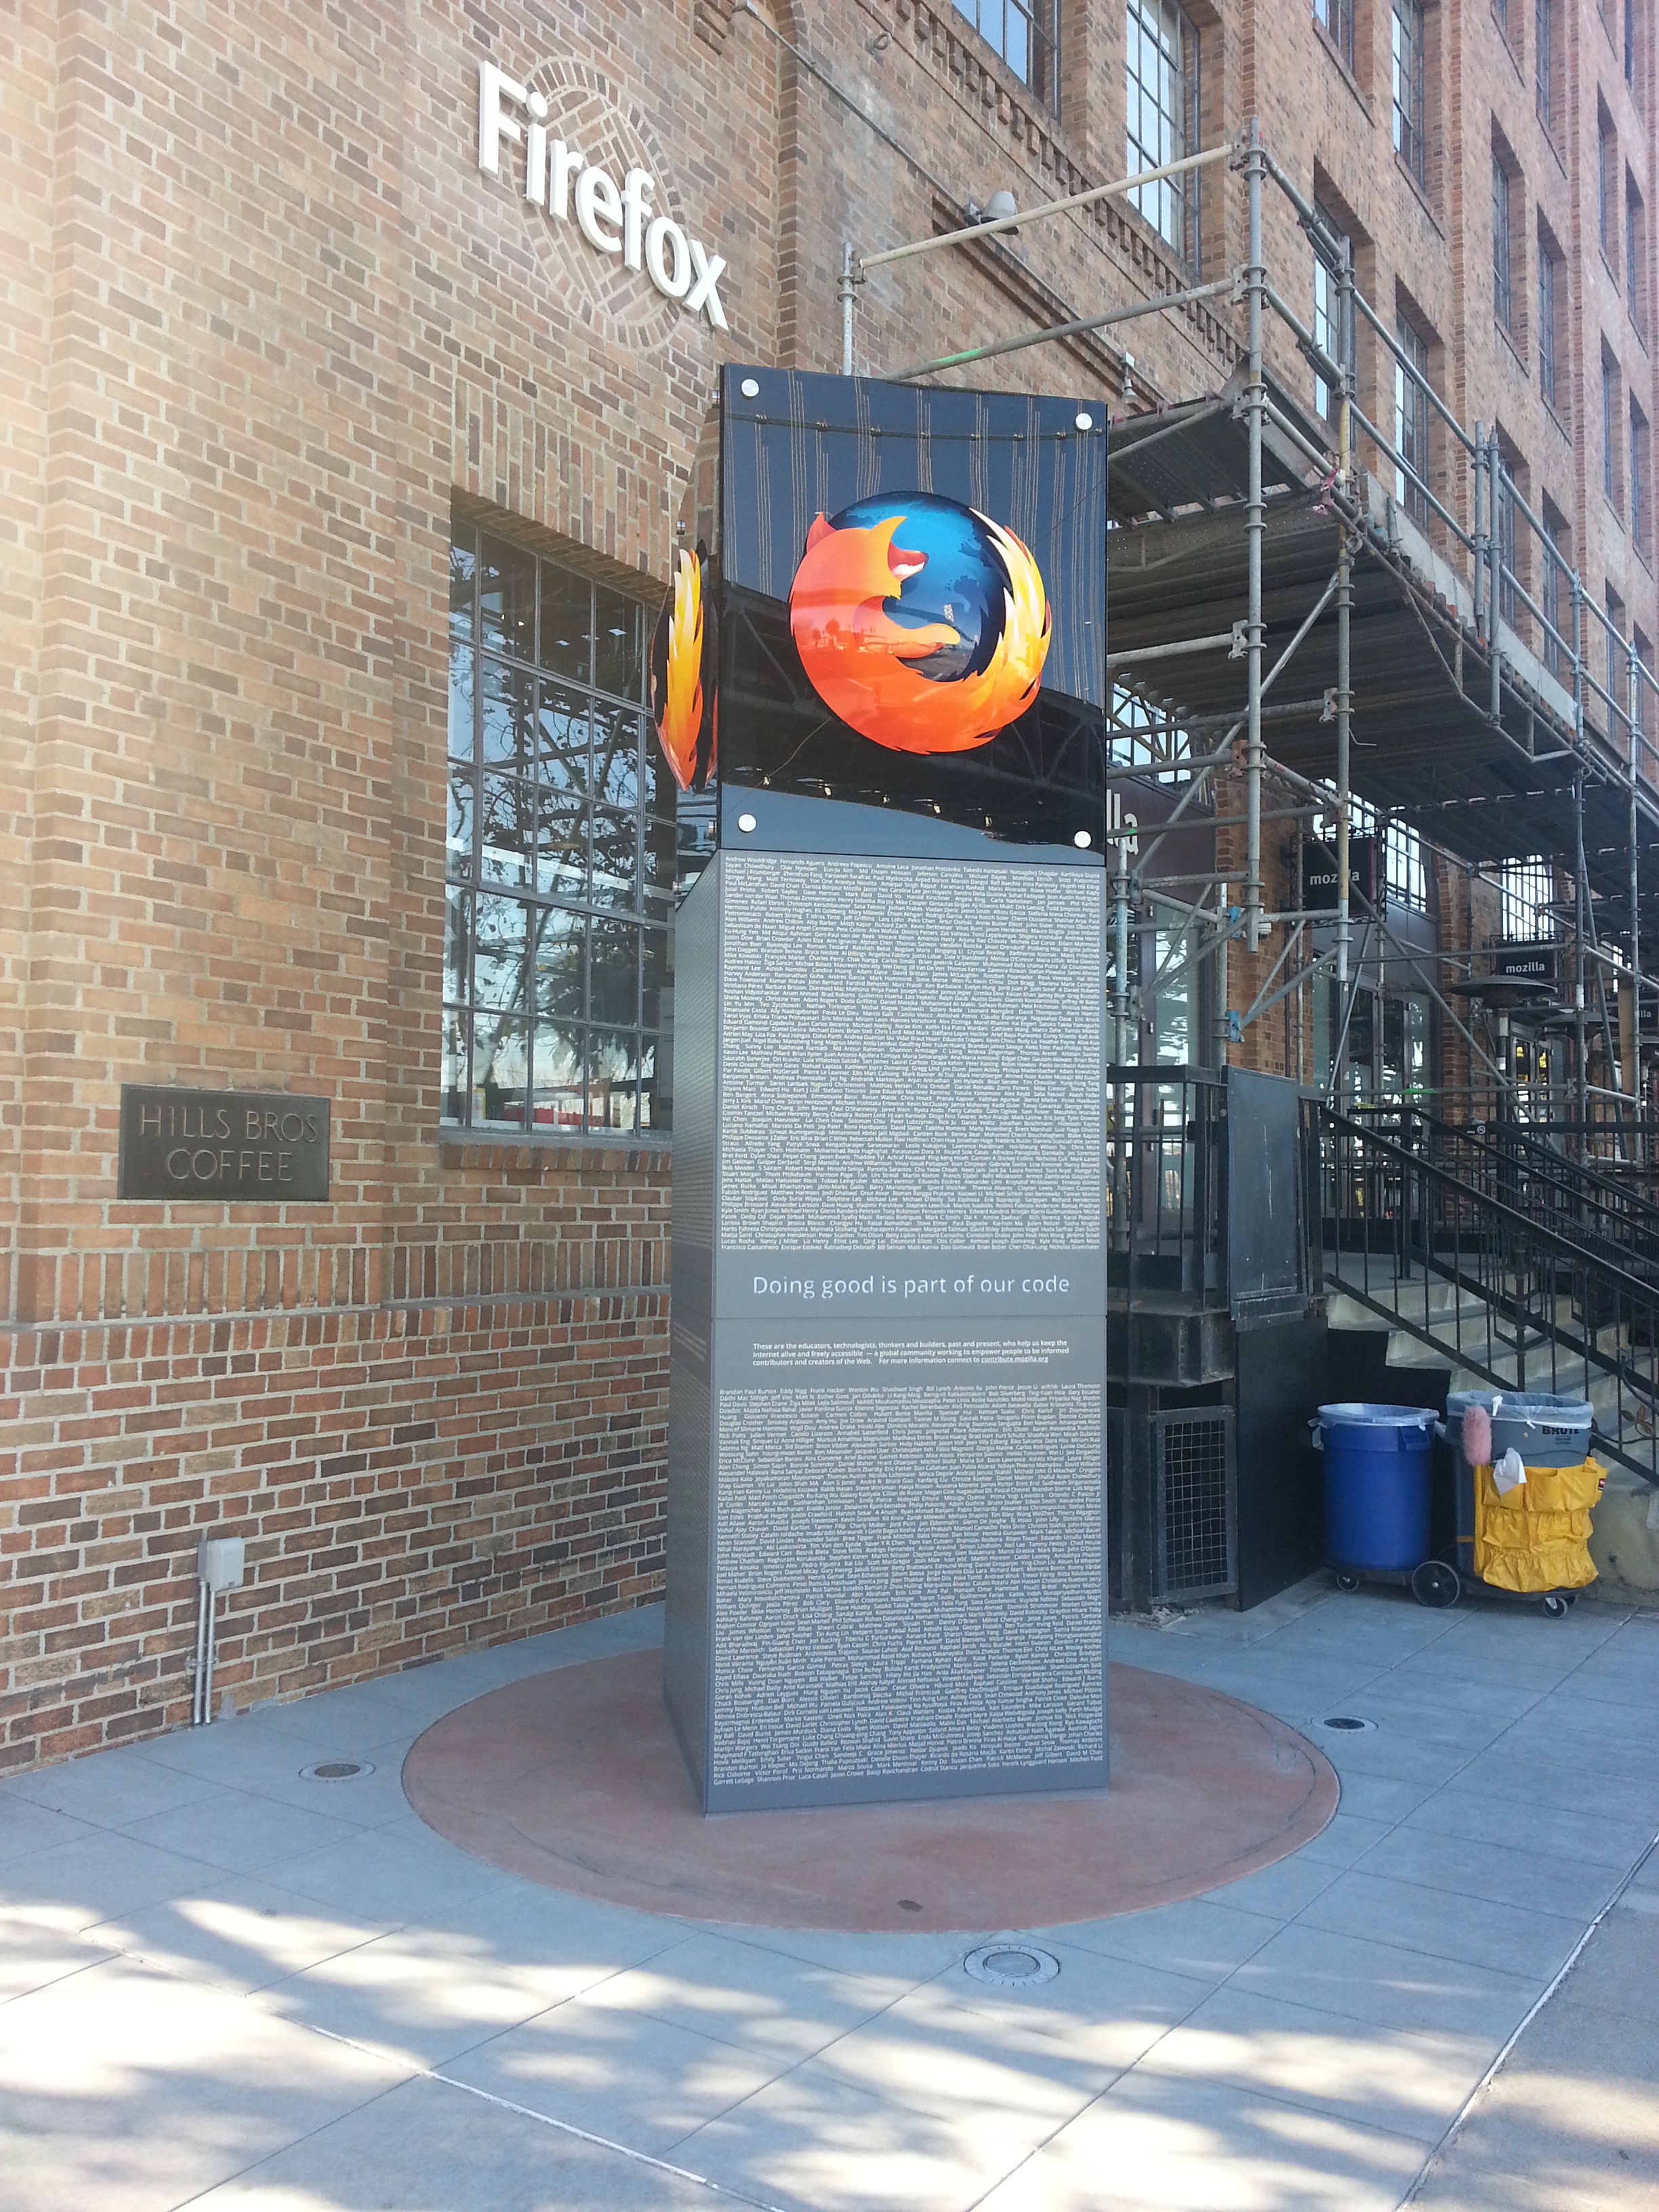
[1492,150,1515,335]
[1536,0,1558,134]
[443,518,671,1141]
[1393,0,1428,186]
[1538,228,1561,411]
[1126,0,1203,273]
[951,0,1061,114]
[1395,316,1432,529]
[1313,0,1355,69]
[1500,855,1557,941]
[1603,346,1624,513]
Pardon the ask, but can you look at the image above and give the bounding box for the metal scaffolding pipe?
[1335,528,1353,1111]
[1243,123,1267,950]
[1631,638,1645,1158]
[1488,431,1503,722]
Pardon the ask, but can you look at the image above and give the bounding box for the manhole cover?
[1316,1716,1376,1734]
[300,1759,375,1781]
[964,1943,1061,1989]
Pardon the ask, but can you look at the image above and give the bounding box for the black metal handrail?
[1349,1105,1659,1282]
[1326,1110,1659,1486]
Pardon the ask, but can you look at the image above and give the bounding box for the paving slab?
[1,1587,1654,2212]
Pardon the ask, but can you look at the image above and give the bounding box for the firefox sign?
[651,366,1108,859]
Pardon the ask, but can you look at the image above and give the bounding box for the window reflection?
[445,512,665,1134]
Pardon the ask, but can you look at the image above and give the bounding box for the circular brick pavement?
[403,1650,1337,1933]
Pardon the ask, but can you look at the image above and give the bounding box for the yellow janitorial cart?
[1441,1392,1605,1616]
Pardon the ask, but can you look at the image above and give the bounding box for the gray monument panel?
[708,1371,1103,1807]
[717,853,1102,1254]
[668,847,1108,1812]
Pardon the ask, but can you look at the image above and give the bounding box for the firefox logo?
[649,544,716,792]
[787,493,1051,755]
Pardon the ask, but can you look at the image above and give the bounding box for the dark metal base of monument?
[402,1647,1338,1934]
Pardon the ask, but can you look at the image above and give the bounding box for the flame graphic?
[788,506,1051,754]
[655,548,705,792]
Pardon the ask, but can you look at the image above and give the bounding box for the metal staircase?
[1323,1111,1659,1488]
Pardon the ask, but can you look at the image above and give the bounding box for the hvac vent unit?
[1152,1408,1236,1601]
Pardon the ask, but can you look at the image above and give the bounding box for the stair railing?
[1325,1109,1659,1487]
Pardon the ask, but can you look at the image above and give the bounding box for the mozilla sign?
[477,64,729,329]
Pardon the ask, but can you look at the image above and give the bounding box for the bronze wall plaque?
[117,1087,330,1202]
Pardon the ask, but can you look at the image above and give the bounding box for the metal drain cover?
[300,1759,375,1781]
[1315,1716,1376,1734]
[964,1942,1060,1989]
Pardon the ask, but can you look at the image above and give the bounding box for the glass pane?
[536,684,590,796]
[441,1009,470,1124]
[532,905,586,1024]
[594,583,643,701]
[589,1025,639,1133]
[592,703,641,811]
[645,814,676,907]
[478,537,536,662]
[642,926,669,1031]
[443,888,472,1005]
[472,894,529,1011]
[535,793,587,903]
[448,644,474,759]
[478,774,534,889]
[446,767,474,882]
[472,1012,528,1126]
[590,917,640,1038]
[480,657,535,773]
[639,1034,665,1132]
[448,538,475,646]
[529,1019,585,1133]
[539,563,592,682]
[645,730,679,904]
[590,807,639,912]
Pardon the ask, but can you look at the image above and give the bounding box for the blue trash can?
[1317,1402,1437,1572]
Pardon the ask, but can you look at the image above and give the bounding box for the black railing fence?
[1325,1109,1659,1486]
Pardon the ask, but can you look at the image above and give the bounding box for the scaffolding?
[839,121,1659,1155]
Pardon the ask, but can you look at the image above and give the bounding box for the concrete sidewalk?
[1,1583,1656,2210]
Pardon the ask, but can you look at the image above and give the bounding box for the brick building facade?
[3,0,1654,1767]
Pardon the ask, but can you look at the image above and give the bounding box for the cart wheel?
[1412,1559,1461,1609]
[1336,1569,1361,1593]
[1564,1591,1580,1607]
[1542,1593,1570,1618]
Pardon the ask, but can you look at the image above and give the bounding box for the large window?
[1607,588,1628,714]
[1127,0,1202,270]
[1395,316,1431,528]
[1634,400,1652,556]
[1628,180,1647,338]
[1496,462,1519,627]
[1599,113,1618,264]
[1314,0,1355,68]
[1492,151,1515,334]
[951,0,1059,110]
[444,521,673,1136]
[1541,501,1570,676]
[1385,817,1427,910]
[1500,855,1557,939]
[1393,0,1427,184]
[1603,346,1622,512]
[1538,226,1563,412]
[1312,203,1354,422]
[1536,0,1559,132]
